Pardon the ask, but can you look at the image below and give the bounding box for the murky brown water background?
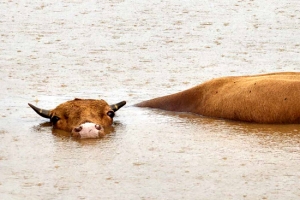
[1,0,300,199]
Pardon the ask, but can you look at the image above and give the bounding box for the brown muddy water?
[1,0,300,199]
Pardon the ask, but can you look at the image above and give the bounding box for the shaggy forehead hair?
[50,99,109,116]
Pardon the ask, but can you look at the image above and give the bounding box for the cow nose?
[71,123,105,139]
[95,124,101,130]
[74,126,83,132]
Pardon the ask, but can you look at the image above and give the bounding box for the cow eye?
[51,116,60,124]
[107,111,115,119]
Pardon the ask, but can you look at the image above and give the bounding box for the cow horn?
[28,103,51,119]
[110,101,126,112]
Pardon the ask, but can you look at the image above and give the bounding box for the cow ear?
[50,116,60,124]
[107,111,115,119]
[110,101,126,112]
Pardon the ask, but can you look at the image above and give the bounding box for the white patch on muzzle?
[71,122,104,139]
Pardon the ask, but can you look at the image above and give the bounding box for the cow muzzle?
[71,122,105,139]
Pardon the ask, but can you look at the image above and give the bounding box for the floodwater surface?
[1,0,300,199]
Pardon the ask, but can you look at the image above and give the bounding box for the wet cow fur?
[136,72,300,123]
[29,98,126,139]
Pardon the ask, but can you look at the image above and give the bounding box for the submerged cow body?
[136,72,300,123]
[29,98,126,139]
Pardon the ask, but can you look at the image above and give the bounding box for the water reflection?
[31,122,52,133]
[143,108,300,152]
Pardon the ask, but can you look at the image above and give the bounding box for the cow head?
[28,98,126,139]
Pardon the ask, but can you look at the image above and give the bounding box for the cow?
[28,98,126,139]
[135,72,300,124]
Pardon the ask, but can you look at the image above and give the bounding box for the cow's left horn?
[28,103,51,119]
[110,101,126,112]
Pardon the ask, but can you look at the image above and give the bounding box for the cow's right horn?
[28,103,51,119]
[110,101,126,112]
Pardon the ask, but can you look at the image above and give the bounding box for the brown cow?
[135,72,300,123]
[29,98,126,139]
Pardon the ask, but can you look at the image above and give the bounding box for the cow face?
[28,98,126,139]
